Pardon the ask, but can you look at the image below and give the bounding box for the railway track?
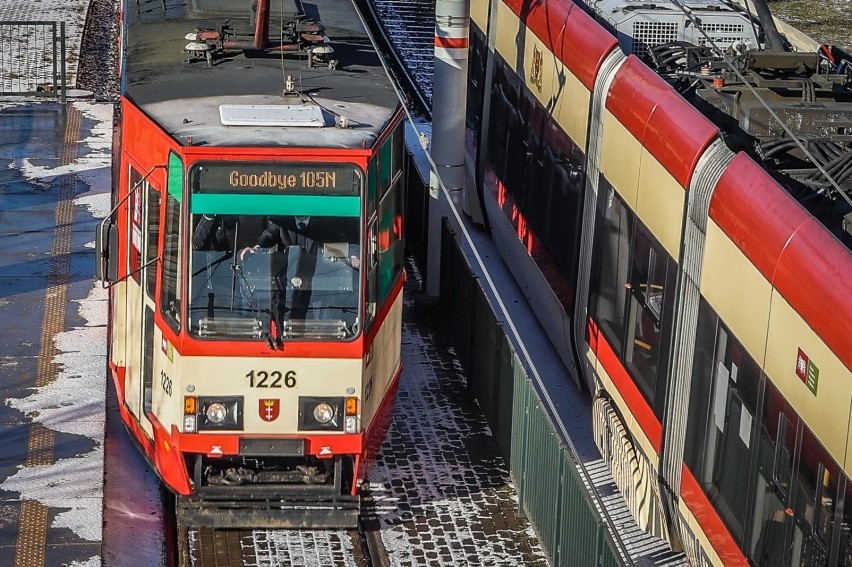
[360,0,436,116]
[175,510,384,566]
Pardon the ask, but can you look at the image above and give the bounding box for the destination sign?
[191,162,361,196]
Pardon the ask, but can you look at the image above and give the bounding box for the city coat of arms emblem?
[259,399,280,422]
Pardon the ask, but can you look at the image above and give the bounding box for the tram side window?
[161,193,182,330]
[378,134,393,201]
[683,297,718,474]
[789,426,837,565]
[466,25,487,134]
[145,185,161,298]
[365,221,378,330]
[838,483,852,566]
[684,297,762,547]
[545,144,585,280]
[377,168,403,301]
[129,168,143,283]
[623,223,676,409]
[589,180,633,356]
[748,389,797,566]
[161,153,183,329]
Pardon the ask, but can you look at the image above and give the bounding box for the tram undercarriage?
[177,453,359,528]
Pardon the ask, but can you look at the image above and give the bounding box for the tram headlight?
[313,402,335,424]
[196,397,244,431]
[206,402,228,424]
[298,397,344,431]
[184,415,197,433]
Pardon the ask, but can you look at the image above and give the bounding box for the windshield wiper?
[233,264,278,350]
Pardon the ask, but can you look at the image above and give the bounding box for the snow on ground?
[0,101,113,552]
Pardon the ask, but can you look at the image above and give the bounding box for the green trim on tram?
[190,194,361,217]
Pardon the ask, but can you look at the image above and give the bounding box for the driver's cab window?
[188,214,361,342]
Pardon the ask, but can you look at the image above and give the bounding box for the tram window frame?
[145,183,161,298]
[160,152,183,332]
[589,178,633,357]
[788,424,838,563]
[365,220,378,330]
[683,297,764,548]
[466,25,487,133]
[376,130,396,204]
[377,171,403,301]
[128,167,143,283]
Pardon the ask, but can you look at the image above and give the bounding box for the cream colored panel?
[494,2,520,68]
[520,31,557,108]
[599,111,641,210]
[519,28,594,150]
[677,500,725,567]
[151,325,180,433]
[635,153,684,261]
[361,296,403,428]
[764,293,851,471]
[471,0,489,32]
[553,69,590,150]
[180,355,362,432]
[702,222,771,365]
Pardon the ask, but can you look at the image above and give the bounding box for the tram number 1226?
[246,369,297,388]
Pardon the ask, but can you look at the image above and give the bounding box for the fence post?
[60,21,66,103]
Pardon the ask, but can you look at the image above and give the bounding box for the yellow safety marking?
[26,424,56,467]
[14,501,49,567]
[15,106,83,567]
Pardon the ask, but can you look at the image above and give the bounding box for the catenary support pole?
[426,0,470,297]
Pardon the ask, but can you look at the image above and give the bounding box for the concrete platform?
[0,100,119,567]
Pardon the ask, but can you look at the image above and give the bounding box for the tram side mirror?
[95,220,118,283]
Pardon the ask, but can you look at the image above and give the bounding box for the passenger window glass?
[160,193,182,330]
[145,185,161,298]
[623,224,674,408]
[837,483,852,566]
[129,167,143,282]
[590,182,633,355]
[788,426,836,565]
[684,297,719,475]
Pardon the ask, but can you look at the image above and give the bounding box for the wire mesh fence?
[0,21,66,101]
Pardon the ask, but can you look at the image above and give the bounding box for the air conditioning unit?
[589,0,760,58]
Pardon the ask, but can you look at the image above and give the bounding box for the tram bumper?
[176,492,360,529]
[177,447,361,528]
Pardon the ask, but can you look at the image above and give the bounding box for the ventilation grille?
[632,21,679,58]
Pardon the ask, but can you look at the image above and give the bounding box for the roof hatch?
[219,104,325,127]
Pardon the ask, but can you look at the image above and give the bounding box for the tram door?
[140,181,161,431]
[124,167,160,440]
[123,168,146,427]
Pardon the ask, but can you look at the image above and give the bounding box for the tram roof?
[124,0,401,149]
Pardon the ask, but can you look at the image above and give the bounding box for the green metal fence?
[0,21,66,102]
[439,222,623,566]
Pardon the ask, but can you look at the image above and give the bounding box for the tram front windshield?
[188,213,361,342]
[188,161,363,346]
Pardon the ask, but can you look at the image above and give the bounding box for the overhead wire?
[667,0,852,208]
